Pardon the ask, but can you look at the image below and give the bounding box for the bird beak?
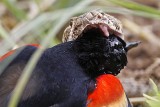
[125,41,141,51]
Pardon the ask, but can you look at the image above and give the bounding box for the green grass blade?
[0,22,17,55]
[85,6,160,19]
[8,1,95,107]
[143,94,159,102]
[107,0,160,17]
[2,0,27,20]
[0,22,16,47]
[150,79,159,95]
[144,79,160,107]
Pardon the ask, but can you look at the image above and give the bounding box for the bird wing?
[87,74,132,107]
[0,45,39,106]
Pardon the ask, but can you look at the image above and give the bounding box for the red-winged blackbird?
[0,11,140,107]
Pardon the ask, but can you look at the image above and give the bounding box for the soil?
[115,0,160,100]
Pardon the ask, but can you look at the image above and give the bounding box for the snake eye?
[70,21,73,26]
[70,19,74,26]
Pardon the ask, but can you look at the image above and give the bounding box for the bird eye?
[116,36,126,48]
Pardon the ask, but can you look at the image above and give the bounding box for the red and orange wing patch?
[87,74,128,107]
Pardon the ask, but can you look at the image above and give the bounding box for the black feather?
[0,27,129,107]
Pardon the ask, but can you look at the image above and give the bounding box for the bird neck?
[87,74,128,107]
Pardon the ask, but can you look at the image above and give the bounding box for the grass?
[143,79,160,107]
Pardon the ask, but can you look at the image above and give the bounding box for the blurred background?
[0,0,160,107]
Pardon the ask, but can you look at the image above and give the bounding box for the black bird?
[0,10,139,107]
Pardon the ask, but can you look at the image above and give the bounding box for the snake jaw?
[99,25,109,37]
[82,23,123,39]
[98,24,123,38]
[82,24,110,38]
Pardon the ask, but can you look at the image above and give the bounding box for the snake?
[63,10,124,42]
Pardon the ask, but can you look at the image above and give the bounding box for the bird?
[0,10,139,107]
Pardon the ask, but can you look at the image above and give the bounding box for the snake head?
[63,10,124,42]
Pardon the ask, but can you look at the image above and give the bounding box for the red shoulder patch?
[27,44,40,48]
[0,50,15,61]
[87,74,126,107]
[0,44,40,61]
